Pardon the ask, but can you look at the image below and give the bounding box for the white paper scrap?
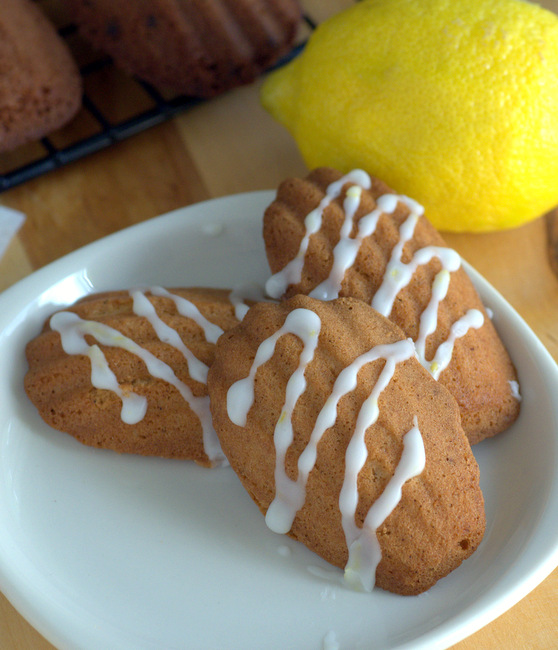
[0,205,25,261]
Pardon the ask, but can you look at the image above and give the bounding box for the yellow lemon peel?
[261,0,558,232]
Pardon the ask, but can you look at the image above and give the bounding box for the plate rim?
[0,190,557,650]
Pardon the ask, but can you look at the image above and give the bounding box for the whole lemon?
[261,0,558,232]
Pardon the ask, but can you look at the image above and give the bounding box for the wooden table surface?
[1,1,557,648]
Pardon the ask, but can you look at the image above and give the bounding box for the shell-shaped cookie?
[24,287,250,466]
[0,0,82,151]
[263,168,520,444]
[208,295,485,595]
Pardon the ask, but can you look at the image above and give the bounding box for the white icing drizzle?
[50,290,227,466]
[413,269,452,366]
[226,306,424,591]
[323,630,340,650]
[229,282,271,320]
[344,417,425,592]
[311,188,401,302]
[265,169,372,300]
[419,308,484,380]
[265,169,485,380]
[265,336,416,535]
[371,215,484,378]
[277,544,292,558]
[130,289,211,384]
[371,213,460,318]
[509,380,522,401]
[307,564,344,585]
[147,286,223,343]
[50,312,148,425]
[227,308,322,428]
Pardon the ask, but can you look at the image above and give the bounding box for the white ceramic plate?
[1,192,557,650]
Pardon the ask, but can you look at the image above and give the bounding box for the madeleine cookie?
[70,0,302,97]
[263,168,520,444]
[0,0,81,151]
[208,295,485,595]
[24,287,253,466]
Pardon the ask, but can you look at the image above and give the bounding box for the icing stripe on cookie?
[130,289,211,384]
[51,312,148,425]
[265,170,485,381]
[50,294,226,466]
[227,308,322,428]
[229,282,271,320]
[147,286,224,343]
[226,306,424,591]
[344,417,425,592]
[419,308,484,380]
[265,169,372,300]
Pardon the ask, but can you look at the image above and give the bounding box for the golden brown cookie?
[263,167,520,444]
[24,287,251,466]
[208,295,486,595]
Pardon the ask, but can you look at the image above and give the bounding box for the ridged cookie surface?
[263,168,520,444]
[208,295,486,595]
[25,287,249,466]
[0,0,82,151]
[71,0,302,97]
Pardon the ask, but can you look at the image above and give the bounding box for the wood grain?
[546,209,558,279]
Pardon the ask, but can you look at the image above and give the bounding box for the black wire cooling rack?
[0,2,316,193]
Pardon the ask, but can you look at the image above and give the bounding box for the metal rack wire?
[0,5,315,193]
